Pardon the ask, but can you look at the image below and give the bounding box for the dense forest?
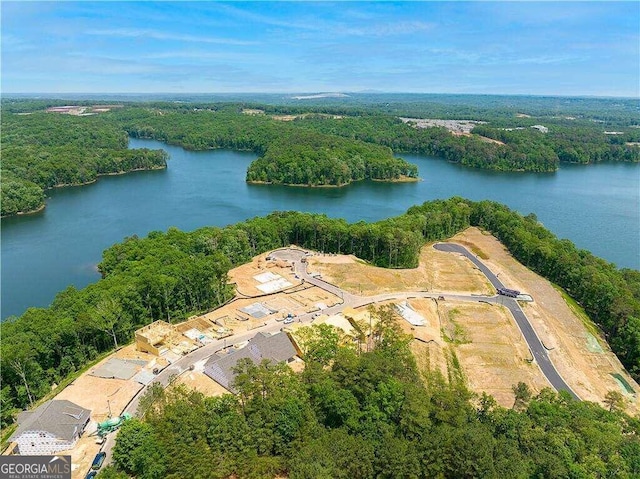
[2,198,639,432]
[2,97,638,216]
[246,130,417,185]
[0,112,167,216]
[115,103,640,173]
[100,312,640,479]
[121,108,418,185]
[288,114,638,171]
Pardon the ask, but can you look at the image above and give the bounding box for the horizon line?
[3,91,639,100]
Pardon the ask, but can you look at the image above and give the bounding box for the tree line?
[122,108,417,186]
[2,198,638,429]
[102,312,640,479]
[119,105,638,174]
[289,114,638,172]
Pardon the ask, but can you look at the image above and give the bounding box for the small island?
[245,130,418,186]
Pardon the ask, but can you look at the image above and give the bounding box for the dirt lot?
[229,252,301,297]
[35,231,638,475]
[56,345,164,478]
[56,345,157,422]
[395,297,547,407]
[176,371,230,397]
[443,301,549,406]
[312,230,639,412]
[310,247,494,296]
[410,340,449,381]
[451,227,640,413]
[397,298,442,344]
[68,434,102,478]
[210,252,341,334]
[203,284,340,335]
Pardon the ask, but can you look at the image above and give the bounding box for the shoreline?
[372,175,420,183]
[1,165,167,219]
[247,180,349,188]
[50,164,167,189]
[247,175,420,188]
[1,203,46,219]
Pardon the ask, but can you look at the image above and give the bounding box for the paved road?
[434,243,579,399]
[102,243,578,467]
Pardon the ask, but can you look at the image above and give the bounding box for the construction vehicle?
[94,412,132,439]
[497,288,520,298]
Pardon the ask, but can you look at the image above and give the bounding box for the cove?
[1,137,638,320]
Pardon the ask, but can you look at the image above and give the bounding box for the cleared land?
[450,228,640,413]
[443,301,550,406]
[174,358,230,397]
[311,230,640,412]
[309,247,494,296]
[391,296,548,406]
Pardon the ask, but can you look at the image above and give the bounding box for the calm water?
[2,138,638,319]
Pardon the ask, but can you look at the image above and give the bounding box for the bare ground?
[309,246,494,296]
[444,301,549,406]
[451,227,640,413]
[399,297,548,407]
[410,340,449,382]
[56,345,159,478]
[68,435,102,479]
[176,370,230,397]
[229,252,302,297]
[311,229,639,412]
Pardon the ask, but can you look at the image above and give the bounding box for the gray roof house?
[204,332,297,392]
[10,400,91,456]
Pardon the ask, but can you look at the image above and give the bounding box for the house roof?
[249,332,298,363]
[204,332,297,392]
[11,400,91,442]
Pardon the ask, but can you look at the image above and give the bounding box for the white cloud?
[86,28,257,46]
[335,21,435,37]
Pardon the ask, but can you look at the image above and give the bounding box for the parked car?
[283,316,294,324]
[85,471,97,479]
[91,452,106,470]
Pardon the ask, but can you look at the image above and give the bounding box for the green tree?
[112,419,167,479]
[92,297,127,350]
[604,390,625,413]
[512,382,532,410]
[296,324,346,366]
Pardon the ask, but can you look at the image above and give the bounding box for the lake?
[1,137,638,319]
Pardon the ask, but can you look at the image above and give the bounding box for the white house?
[10,400,91,455]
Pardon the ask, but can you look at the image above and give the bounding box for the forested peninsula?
[1,112,168,217]
[2,96,638,217]
[2,198,639,440]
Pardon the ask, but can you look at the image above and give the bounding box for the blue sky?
[2,1,638,96]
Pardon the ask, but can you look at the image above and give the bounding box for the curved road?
[434,243,579,399]
[102,243,578,468]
